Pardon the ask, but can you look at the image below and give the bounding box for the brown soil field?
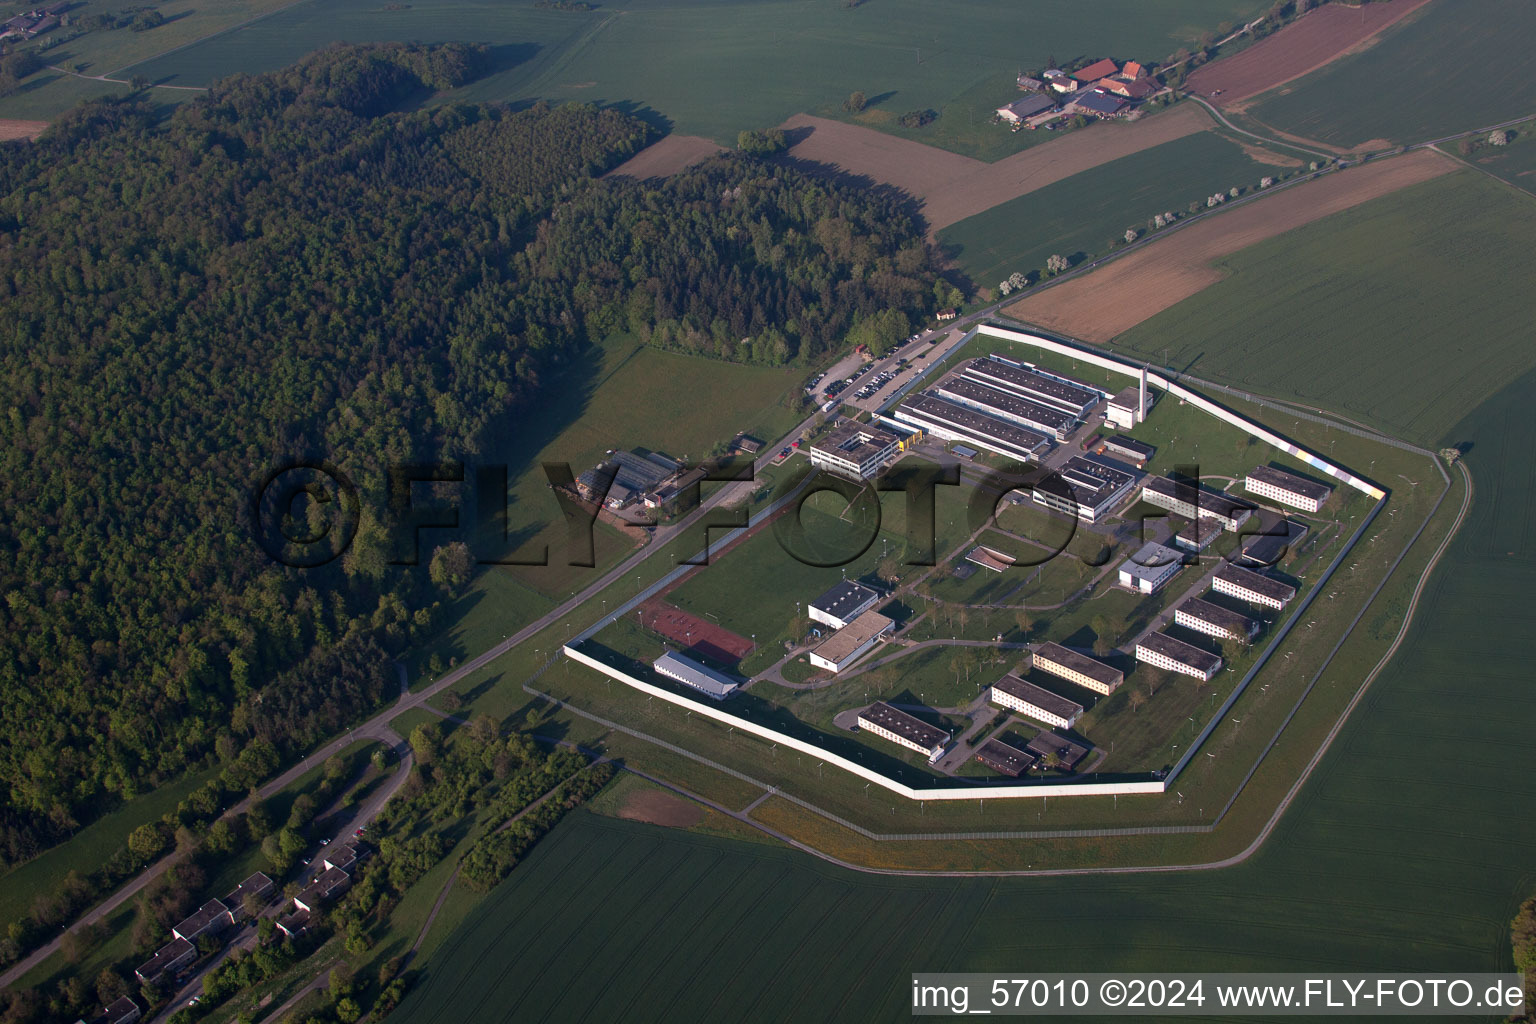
[1238,141,1303,167]
[616,787,704,828]
[1005,149,1457,342]
[604,134,723,179]
[1188,0,1435,106]
[0,120,48,142]
[782,104,1215,233]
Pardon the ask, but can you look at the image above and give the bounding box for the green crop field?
[1242,0,1536,149]
[1114,169,1536,445]
[23,0,1273,154]
[938,129,1282,289]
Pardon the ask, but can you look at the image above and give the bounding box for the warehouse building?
[856,701,949,762]
[890,394,1052,461]
[653,650,741,700]
[1238,518,1305,568]
[1170,515,1221,553]
[1100,434,1155,467]
[934,375,1077,440]
[1117,541,1184,594]
[1032,455,1138,523]
[1142,475,1255,532]
[1245,465,1333,512]
[963,358,1099,418]
[974,738,1037,777]
[172,899,233,943]
[1026,731,1089,770]
[808,579,882,629]
[995,93,1055,123]
[1136,631,1223,681]
[809,609,893,674]
[135,937,196,986]
[1031,641,1123,695]
[1175,597,1259,643]
[808,421,905,480]
[576,449,681,510]
[989,673,1083,729]
[1212,563,1296,610]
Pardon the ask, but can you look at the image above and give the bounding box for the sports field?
[1110,169,1536,445]
[937,129,1276,290]
[1004,148,1456,343]
[88,0,1267,152]
[1241,0,1536,148]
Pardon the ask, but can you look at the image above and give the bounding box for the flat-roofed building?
[276,908,311,939]
[963,358,1098,417]
[988,673,1083,729]
[1238,518,1306,568]
[1101,434,1154,467]
[809,609,893,674]
[1032,641,1123,695]
[102,996,141,1024]
[1117,541,1183,594]
[1136,631,1222,681]
[224,873,275,919]
[577,449,680,509]
[135,937,196,986]
[856,701,948,762]
[294,867,352,913]
[172,899,232,943]
[1245,465,1332,512]
[1169,515,1221,553]
[1026,731,1089,770]
[808,579,881,629]
[808,422,904,480]
[1032,455,1137,523]
[891,395,1052,462]
[1106,381,1151,429]
[1212,563,1296,610]
[652,650,741,700]
[974,738,1037,777]
[1142,475,1255,532]
[934,376,1076,441]
[1175,597,1259,642]
[324,839,368,873]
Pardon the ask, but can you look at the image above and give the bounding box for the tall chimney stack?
[1139,365,1148,421]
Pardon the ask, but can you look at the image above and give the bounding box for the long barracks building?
[1212,563,1296,610]
[1135,631,1223,681]
[1174,597,1259,642]
[1142,475,1255,532]
[962,358,1099,418]
[989,673,1084,729]
[1245,465,1333,512]
[933,375,1077,441]
[857,701,949,762]
[1031,641,1123,695]
[889,394,1052,461]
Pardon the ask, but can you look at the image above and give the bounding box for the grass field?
[1241,0,1536,148]
[1114,170,1536,446]
[1462,121,1536,195]
[938,130,1278,289]
[47,0,1273,154]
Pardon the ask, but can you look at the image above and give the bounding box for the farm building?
[1169,515,1222,553]
[1069,88,1127,118]
[653,650,741,700]
[172,899,233,942]
[1026,731,1089,770]
[101,996,142,1024]
[1121,60,1147,80]
[808,579,882,629]
[1136,631,1223,681]
[807,421,904,480]
[730,432,763,455]
[963,357,1099,417]
[294,867,352,913]
[857,701,948,761]
[1117,541,1184,594]
[1031,641,1123,695]
[1032,455,1138,523]
[135,937,195,986]
[996,94,1055,123]
[1100,434,1155,466]
[224,872,275,919]
[577,449,681,509]
[975,738,1037,777]
[1016,74,1044,91]
[1245,465,1333,512]
[1175,597,1259,642]
[1212,563,1296,610]
[934,375,1076,440]
[1073,58,1120,83]
[809,609,893,674]
[1142,475,1255,532]
[889,394,1052,462]
[989,673,1083,729]
[1097,77,1156,100]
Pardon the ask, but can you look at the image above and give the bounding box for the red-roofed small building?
[1098,77,1156,100]
[1121,60,1147,80]
[1074,58,1119,83]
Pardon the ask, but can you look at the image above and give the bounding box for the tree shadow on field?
[600,98,675,138]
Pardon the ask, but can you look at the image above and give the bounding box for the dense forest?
[0,41,941,877]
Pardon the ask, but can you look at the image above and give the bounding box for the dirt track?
[617,787,704,828]
[782,104,1216,233]
[0,119,48,142]
[1188,0,1435,106]
[605,134,724,179]
[1005,149,1458,342]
